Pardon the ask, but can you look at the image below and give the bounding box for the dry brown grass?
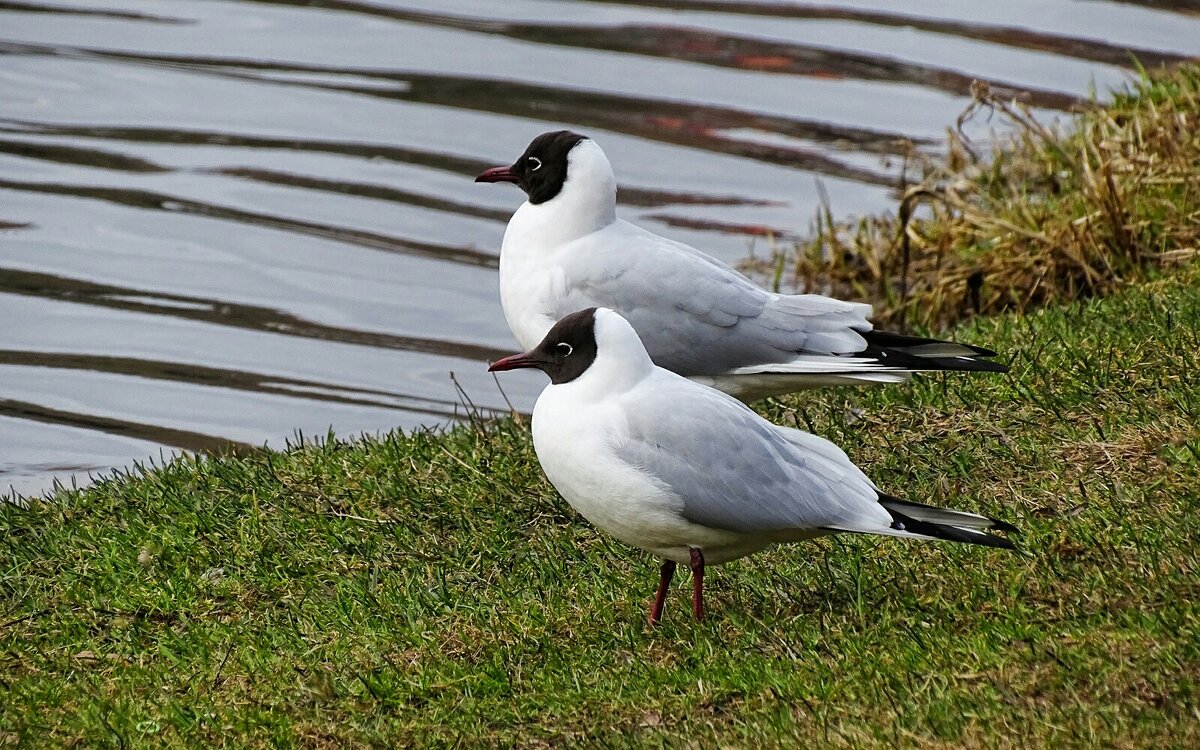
[750,63,1200,330]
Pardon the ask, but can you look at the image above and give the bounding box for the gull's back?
[546,220,874,376]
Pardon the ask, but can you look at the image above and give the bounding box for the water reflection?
[0,40,912,183]
[1,268,509,359]
[0,177,501,267]
[0,0,189,24]
[245,2,1086,108]
[571,0,1193,68]
[0,397,253,455]
[0,119,780,209]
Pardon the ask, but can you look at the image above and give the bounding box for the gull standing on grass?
[489,307,1018,624]
[477,131,1007,401]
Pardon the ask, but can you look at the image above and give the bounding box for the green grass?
[5,60,1200,748]
[3,264,1199,747]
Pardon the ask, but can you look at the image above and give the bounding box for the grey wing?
[555,221,874,376]
[614,378,892,534]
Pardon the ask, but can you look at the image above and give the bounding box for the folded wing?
[556,221,876,376]
[614,377,893,534]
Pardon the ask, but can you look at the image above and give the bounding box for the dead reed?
[750,63,1200,331]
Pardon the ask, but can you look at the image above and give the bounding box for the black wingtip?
[860,329,1008,372]
[987,516,1021,535]
[861,328,996,352]
[960,342,999,358]
[923,356,1010,374]
[878,492,1021,534]
[878,494,1020,551]
[890,514,1019,551]
[858,346,1010,374]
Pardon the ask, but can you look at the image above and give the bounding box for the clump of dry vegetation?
[755,63,1200,330]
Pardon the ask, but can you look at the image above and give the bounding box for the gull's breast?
[531,394,756,564]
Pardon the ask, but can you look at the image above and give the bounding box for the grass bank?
[4,65,1200,748]
[748,63,1200,331]
[3,267,1199,747]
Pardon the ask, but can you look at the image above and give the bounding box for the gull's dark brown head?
[488,307,598,385]
[474,131,588,205]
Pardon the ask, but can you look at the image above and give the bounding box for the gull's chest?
[531,396,684,550]
[498,224,571,350]
[499,250,561,348]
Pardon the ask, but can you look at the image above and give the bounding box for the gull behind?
[477,131,1007,401]
[489,307,1018,623]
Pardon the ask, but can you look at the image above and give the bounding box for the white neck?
[505,139,617,251]
[554,309,655,401]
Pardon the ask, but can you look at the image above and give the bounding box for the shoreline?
[3,64,1199,748]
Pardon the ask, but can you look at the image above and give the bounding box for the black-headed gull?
[489,307,1017,624]
[477,131,1007,401]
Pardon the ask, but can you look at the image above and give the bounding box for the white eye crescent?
[527,156,542,171]
[556,342,573,356]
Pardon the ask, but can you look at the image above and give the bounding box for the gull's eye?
[527,156,542,171]
[555,342,573,356]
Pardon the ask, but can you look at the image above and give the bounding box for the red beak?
[488,352,543,372]
[475,165,521,184]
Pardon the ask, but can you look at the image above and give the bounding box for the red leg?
[689,547,705,622]
[649,560,676,626]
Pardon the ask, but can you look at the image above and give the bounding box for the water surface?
[2,0,1198,495]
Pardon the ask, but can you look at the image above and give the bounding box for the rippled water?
[2,0,1198,496]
